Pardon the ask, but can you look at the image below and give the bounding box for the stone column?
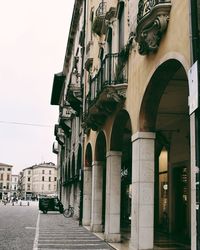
[91,161,104,232]
[82,166,92,226]
[104,151,122,242]
[70,185,74,206]
[129,132,155,250]
[190,113,197,250]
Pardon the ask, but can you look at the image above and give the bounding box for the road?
[0,201,38,250]
[0,201,113,250]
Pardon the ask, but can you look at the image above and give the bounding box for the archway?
[82,143,93,225]
[139,59,191,249]
[77,144,82,177]
[77,144,83,224]
[91,131,107,232]
[71,153,76,211]
[109,110,132,241]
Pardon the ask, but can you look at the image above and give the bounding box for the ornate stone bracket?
[82,85,127,132]
[136,0,171,55]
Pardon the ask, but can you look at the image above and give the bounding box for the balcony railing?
[82,53,128,132]
[96,1,107,17]
[89,53,128,103]
[92,2,107,35]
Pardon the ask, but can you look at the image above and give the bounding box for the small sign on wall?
[188,61,199,114]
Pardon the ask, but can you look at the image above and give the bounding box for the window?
[7,168,11,171]
[42,170,45,174]
[90,9,94,41]
[0,174,3,180]
[7,174,10,181]
[28,170,31,175]
[49,170,51,175]
[42,184,44,190]
[28,177,31,182]
[42,176,44,181]
[118,3,125,51]
[54,177,57,181]
[0,183,3,189]
[6,183,9,189]
[0,168,5,171]
[48,184,51,190]
[27,184,30,191]
[49,177,51,182]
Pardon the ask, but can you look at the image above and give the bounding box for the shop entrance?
[154,62,191,249]
[173,166,188,239]
[110,110,132,240]
[139,59,191,249]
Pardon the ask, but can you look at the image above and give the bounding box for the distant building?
[21,162,57,199]
[0,163,13,200]
[11,174,19,198]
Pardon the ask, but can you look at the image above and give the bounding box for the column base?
[82,219,91,226]
[104,233,121,243]
[91,224,103,232]
[129,240,153,250]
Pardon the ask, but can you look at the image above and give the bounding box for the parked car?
[39,197,63,214]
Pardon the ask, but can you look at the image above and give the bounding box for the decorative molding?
[82,85,127,132]
[136,0,171,55]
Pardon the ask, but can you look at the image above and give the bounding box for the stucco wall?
[126,0,191,133]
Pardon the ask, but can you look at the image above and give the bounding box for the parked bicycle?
[63,205,74,218]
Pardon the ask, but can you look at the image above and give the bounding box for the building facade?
[11,174,19,198]
[51,0,200,249]
[21,162,57,199]
[0,163,13,200]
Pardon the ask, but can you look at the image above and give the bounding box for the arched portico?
[130,59,191,250]
[82,143,92,226]
[105,110,132,242]
[91,131,107,232]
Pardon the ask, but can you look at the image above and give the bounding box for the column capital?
[131,131,156,142]
[106,151,122,158]
[83,166,92,171]
[92,161,104,167]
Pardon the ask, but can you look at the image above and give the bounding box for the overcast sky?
[0,0,74,174]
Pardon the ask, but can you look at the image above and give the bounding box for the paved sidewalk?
[33,212,114,250]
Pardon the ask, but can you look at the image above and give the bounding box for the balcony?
[92,2,107,36]
[54,125,65,146]
[66,71,82,115]
[58,104,73,135]
[83,53,128,131]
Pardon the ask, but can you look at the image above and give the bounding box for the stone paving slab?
[34,212,114,250]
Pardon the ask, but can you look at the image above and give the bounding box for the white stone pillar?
[129,132,155,250]
[91,161,104,232]
[190,113,196,250]
[82,166,92,226]
[104,151,122,242]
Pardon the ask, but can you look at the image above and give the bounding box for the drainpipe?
[189,0,200,249]
[79,0,86,226]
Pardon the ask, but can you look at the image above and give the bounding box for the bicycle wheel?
[63,208,71,218]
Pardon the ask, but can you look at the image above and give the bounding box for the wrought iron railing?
[89,53,128,103]
[96,1,107,17]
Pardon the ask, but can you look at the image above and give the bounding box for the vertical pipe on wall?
[79,0,86,226]
[189,0,200,249]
